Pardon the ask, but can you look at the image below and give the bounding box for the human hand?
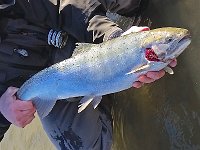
[121,26,150,36]
[0,87,36,128]
[133,59,177,88]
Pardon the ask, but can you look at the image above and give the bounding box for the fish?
[17,27,191,118]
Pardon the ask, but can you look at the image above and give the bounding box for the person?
[0,0,177,149]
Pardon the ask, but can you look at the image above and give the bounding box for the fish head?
[142,27,191,63]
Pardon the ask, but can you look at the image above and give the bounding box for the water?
[111,0,200,150]
[0,0,200,149]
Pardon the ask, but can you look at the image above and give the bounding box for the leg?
[40,97,113,150]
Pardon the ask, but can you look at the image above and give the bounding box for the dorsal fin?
[72,43,97,57]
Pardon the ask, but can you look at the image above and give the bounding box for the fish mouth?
[174,34,191,56]
[163,34,191,61]
[178,34,191,44]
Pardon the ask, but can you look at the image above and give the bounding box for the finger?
[21,116,35,128]
[20,108,36,116]
[140,27,150,31]
[14,112,34,127]
[17,115,35,128]
[15,100,35,110]
[122,26,150,36]
[131,26,150,32]
[132,81,144,88]
[146,70,165,80]
[6,87,19,96]
[138,75,155,83]
[169,59,177,67]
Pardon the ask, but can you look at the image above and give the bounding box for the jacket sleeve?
[98,0,149,17]
[88,13,124,42]
[87,0,149,42]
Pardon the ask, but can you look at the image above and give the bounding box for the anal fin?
[78,96,94,113]
[92,96,102,109]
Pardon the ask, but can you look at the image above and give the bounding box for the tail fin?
[34,98,57,119]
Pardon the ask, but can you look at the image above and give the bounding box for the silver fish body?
[17,27,191,118]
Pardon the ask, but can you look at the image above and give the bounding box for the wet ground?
[0,0,199,150]
[0,115,54,150]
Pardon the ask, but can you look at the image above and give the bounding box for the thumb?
[121,26,150,36]
[15,100,35,110]
[6,87,19,96]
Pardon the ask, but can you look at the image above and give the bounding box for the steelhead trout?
[17,27,191,118]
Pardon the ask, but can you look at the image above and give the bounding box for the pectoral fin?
[34,99,57,119]
[126,64,150,75]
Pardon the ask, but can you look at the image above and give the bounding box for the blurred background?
[0,0,199,149]
[111,0,200,150]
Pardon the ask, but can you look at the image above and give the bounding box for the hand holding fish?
[0,87,36,128]
[133,59,177,88]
